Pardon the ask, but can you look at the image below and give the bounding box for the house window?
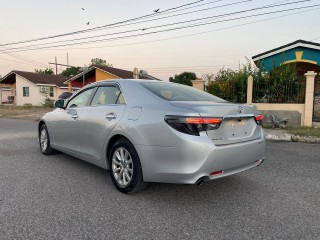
[23,87,29,97]
[49,87,54,97]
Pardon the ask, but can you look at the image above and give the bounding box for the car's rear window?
[140,82,226,102]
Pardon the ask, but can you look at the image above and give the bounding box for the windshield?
[140,82,226,102]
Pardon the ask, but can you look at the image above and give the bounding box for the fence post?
[247,75,253,104]
[304,71,316,127]
[192,78,205,91]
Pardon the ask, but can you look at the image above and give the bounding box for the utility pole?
[55,57,58,75]
[49,58,75,75]
[67,53,69,67]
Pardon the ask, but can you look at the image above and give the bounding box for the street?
[0,118,320,240]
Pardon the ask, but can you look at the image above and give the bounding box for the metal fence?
[206,80,247,103]
[313,75,320,122]
[253,77,306,103]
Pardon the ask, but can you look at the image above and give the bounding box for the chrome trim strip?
[223,114,254,119]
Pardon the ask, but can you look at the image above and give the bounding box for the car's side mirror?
[54,99,65,108]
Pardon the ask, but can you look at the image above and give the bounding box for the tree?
[205,60,303,103]
[35,68,54,75]
[206,62,255,103]
[61,66,81,78]
[90,58,113,67]
[169,72,197,86]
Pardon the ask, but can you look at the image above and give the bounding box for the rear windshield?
[140,82,226,102]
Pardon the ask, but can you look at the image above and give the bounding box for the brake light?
[165,116,222,136]
[210,170,224,176]
[186,118,203,124]
[186,117,222,125]
[255,115,263,125]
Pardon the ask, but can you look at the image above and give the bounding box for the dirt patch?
[0,105,52,121]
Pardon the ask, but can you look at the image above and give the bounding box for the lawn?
[0,105,52,121]
[288,127,320,138]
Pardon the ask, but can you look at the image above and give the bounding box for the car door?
[52,87,96,153]
[75,84,126,163]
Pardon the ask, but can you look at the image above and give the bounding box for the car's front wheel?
[39,124,56,155]
[109,138,148,194]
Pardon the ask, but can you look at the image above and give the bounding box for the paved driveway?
[0,118,320,240]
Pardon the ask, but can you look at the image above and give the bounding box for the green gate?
[313,75,320,122]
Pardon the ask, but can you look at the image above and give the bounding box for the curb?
[266,133,320,143]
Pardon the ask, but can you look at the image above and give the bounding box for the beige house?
[0,71,76,106]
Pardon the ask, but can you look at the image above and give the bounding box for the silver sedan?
[39,79,265,193]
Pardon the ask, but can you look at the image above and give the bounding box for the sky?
[0,0,319,80]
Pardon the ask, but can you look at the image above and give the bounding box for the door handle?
[72,113,78,119]
[106,112,117,120]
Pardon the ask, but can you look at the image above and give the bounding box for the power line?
[145,65,244,69]
[0,0,253,51]
[0,0,208,47]
[310,36,320,41]
[4,53,48,68]
[92,0,252,32]
[0,57,47,68]
[0,0,304,49]
[46,0,295,52]
[1,3,318,53]
[49,6,319,52]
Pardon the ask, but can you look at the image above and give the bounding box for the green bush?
[205,61,304,103]
[42,98,54,108]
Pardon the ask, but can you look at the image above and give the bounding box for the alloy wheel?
[112,147,133,186]
[40,128,48,152]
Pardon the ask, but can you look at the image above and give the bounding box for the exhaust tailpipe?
[196,178,205,186]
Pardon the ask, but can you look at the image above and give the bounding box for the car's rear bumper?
[135,130,266,184]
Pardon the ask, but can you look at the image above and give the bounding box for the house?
[252,39,320,74]
[0,71,78,106]
[65,64,159,89]
[251,39,320,126]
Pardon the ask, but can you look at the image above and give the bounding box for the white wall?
[0,89,11,103]
[15,75,59,106]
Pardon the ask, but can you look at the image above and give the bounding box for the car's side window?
[91,86,125,106]
[67,88,95,108]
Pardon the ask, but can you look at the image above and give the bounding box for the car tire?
[109,138,148,194]
[39,124,56,155]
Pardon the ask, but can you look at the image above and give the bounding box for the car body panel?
[51,107,84,152]
[40,79,266,184]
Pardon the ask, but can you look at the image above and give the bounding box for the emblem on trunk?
[238,106,244,113]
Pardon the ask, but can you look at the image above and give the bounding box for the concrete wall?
[0,89,11,103]
[192,79,205,91]
[246,72,316,127]
[16,75,59,106]
[254,103,304,127]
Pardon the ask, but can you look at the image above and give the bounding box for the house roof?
[0,70,68,87]
[252,40,320,62]
[65,64,159,83]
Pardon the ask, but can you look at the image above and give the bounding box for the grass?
[0,105,53,121]
[288,127,320,138]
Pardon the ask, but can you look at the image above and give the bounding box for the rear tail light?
[210,170,224,176]
[255,115,263,125]
[165,116,222,136]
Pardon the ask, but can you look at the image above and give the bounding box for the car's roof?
[84,79,167,88]
[99,79,164,84]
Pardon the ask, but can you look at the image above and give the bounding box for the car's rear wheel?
[39,124,56,155]
[109,138,148,194]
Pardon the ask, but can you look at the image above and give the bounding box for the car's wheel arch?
[38,120,46,131]
[38,119,54,146]
[105,134,137,170]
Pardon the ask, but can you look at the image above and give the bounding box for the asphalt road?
[0,118,320,240]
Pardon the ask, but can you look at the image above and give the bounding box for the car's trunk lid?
[170,101,262,145]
